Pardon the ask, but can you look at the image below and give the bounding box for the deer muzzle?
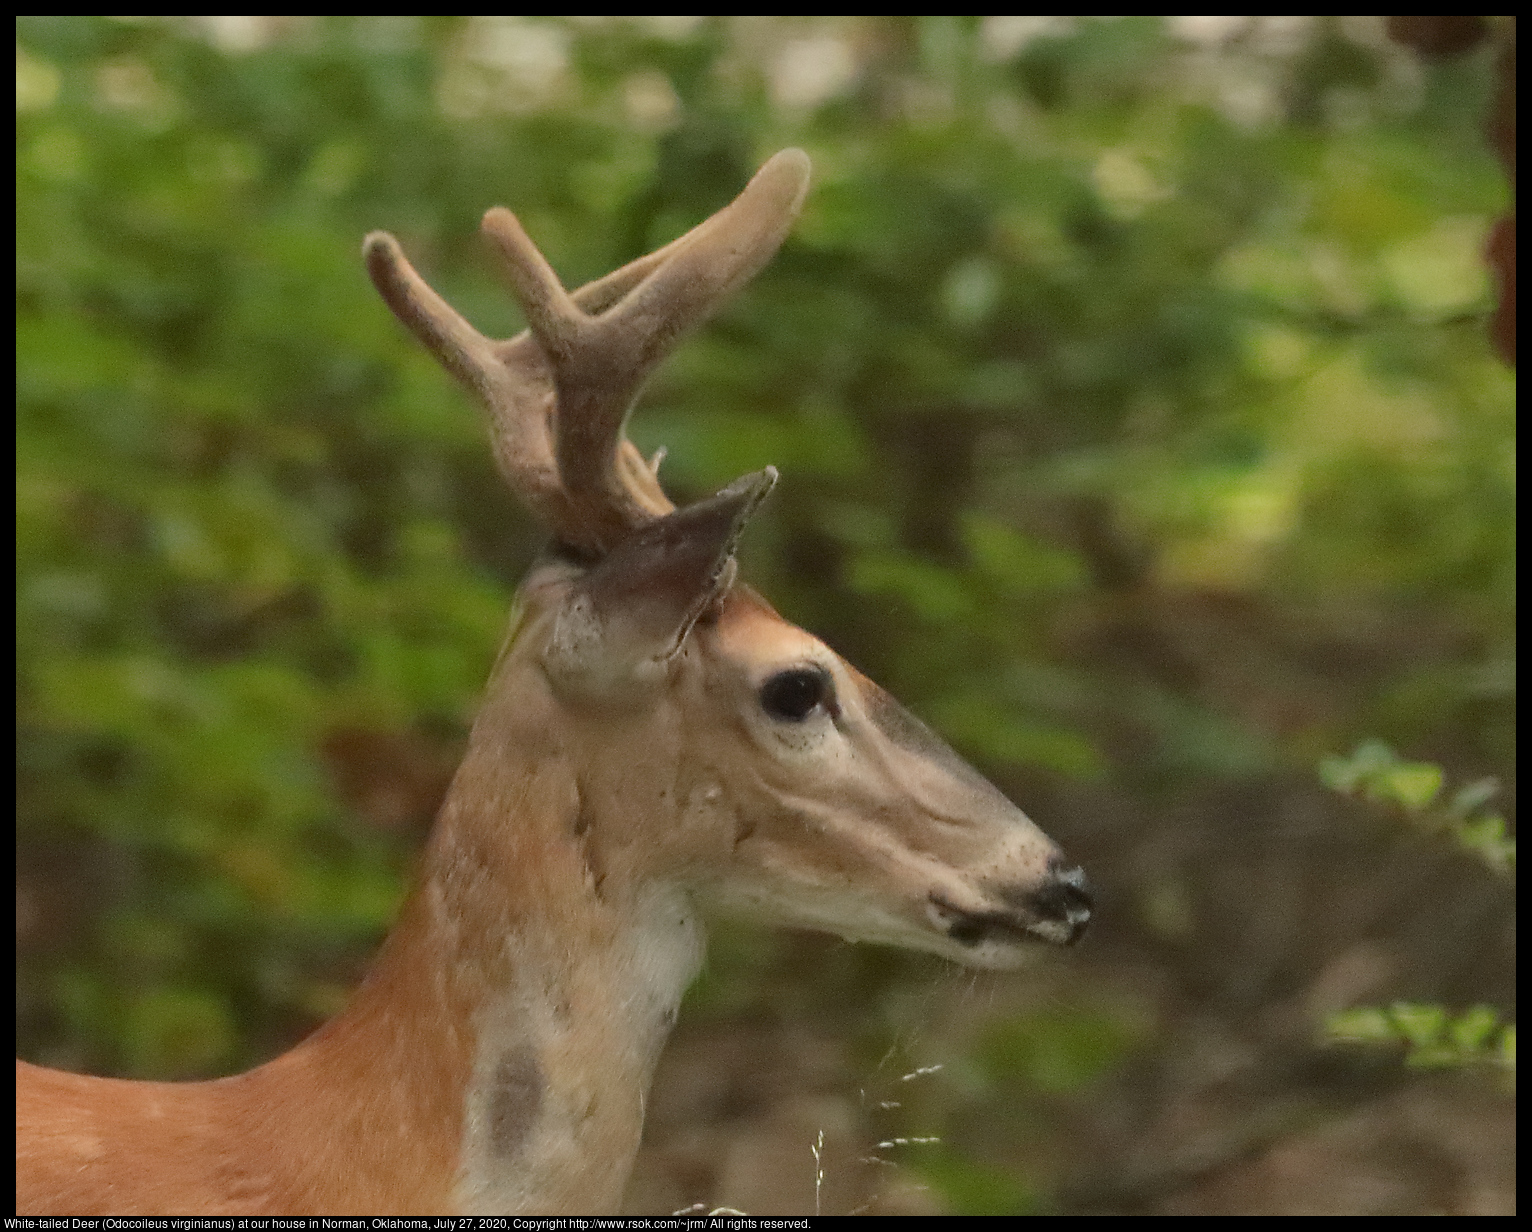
[929,858,1093,950]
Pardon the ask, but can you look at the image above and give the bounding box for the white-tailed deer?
[16,149,1090,1216]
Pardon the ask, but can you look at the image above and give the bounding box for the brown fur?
[19,148,1084,1214]
[18,548,1080,1217]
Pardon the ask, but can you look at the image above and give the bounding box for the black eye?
[759,667,832,722]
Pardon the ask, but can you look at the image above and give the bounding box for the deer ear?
[543,469,776,691]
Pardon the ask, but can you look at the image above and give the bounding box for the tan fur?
[18,151,1086,1215]
[17,575,1077,1215]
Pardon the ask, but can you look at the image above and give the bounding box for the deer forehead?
[708,597,831,678]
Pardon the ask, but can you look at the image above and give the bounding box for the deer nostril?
[1042,859,1092,911]
[932,860,1094,951]
[1014,861,1092,944]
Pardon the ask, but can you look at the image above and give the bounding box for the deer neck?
[250,685,705,1215]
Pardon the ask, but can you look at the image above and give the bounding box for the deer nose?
[930,859,1093,950]
[1022,859,1092,945]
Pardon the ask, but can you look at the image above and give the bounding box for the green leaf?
[1317,755,1360,795]
[1325,1006,1395,1043]
[1455,813,1514,871]
[1404,1043,1464,1070]
[1320,740,1400,796]
[1447,1005,1501,1052]
[1387,1003,1446,1049]
[1447,776,1500,819]
[1367,762,1443,812]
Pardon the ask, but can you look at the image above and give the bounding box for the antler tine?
[366,226,685,539]
[367,151,810,556]
[481,149,811,552]
[364,231,507,408]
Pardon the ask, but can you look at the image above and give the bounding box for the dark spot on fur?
[572,781,606,898]
[489,1049,544,1160]
[550,539,601,568]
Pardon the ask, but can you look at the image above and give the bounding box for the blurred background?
[15,16,1515,1215]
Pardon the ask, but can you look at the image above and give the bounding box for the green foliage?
[1320,740,1515,874]
[972,1006,1141,1095]
[1327,1003,1515,1075]
[914,1149,1044,1216]
[1319,742,1514,1078]
[16,14,1514,1213]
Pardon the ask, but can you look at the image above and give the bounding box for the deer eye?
[759,667,832,722]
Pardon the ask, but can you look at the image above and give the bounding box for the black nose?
[933,860,1094,950]
[1024,859,1092,945]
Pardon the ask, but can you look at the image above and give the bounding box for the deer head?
[363,149,1090,971]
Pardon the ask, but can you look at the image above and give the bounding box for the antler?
[363,149,811,557]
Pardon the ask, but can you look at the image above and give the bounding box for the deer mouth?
[928,861,1092,951]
